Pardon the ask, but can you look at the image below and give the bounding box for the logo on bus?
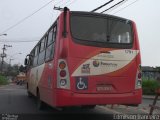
[81,64,90,74]
[76,77,88,90]
[93,60,99,67]
[101,62,117,67]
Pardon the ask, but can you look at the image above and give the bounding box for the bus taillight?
[59,61,66,69]
[135,65,142,89]
[60,70,66,77]
[57,59,70,89]
[138,72,141,79]
[60,79,67,86]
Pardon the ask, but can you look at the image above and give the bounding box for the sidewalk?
[143,95,160,100]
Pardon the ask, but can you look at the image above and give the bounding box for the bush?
[0,75,8,85]
[142,78,160,95]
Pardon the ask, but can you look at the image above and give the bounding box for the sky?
[0,0,160,67]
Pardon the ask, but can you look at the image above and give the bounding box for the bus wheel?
[27,84,32,98]
[37,91,44,110]
[81,105,96,109]
[27,91,32,98]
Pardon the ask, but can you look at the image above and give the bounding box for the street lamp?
[9,58,14,66]
[0,33,7,36]
[9,52,22,66]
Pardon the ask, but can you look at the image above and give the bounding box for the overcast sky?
[0,0,160,67]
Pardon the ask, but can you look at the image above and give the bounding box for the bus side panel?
[27,63,45,96]
[38,15,65,107]
[26,69,32,93]
[38,62,55,106]
[132,21,141,65]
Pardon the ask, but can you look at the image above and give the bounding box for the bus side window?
[38,37,46,65]
[45,43,54,61]
[47,29,53,46]
[33,46,39,67]
[53,26,57,42]
[29,50,35,67]
[39,38,45,52]
[45,25,57,61]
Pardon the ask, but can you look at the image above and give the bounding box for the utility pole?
[0,44,12,73]
[9,58,14,66]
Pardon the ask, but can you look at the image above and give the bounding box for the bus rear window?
[71,16,107,42]
[70,13,133,48]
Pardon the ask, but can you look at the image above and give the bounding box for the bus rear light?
[137,80,142,86]
[57,59,70,89]
[60,70,66,77]
[59,61,66,69]
[60,79,67,86]
[138,72,141,79]
[135,70,142,89]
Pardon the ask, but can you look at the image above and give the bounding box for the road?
[0,84,114,120]
[0,84,159,120]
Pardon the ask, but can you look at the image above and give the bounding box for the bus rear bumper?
[55,89,142,107]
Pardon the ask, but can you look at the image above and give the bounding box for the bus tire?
[27,84,32,98]
[27,91,32,98]
[37,91,45,110]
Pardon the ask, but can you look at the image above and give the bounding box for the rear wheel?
[37,91,45,110]
[27,84,32,98]
[27,91,33,98]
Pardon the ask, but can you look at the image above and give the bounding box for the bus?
[25,7,142,109]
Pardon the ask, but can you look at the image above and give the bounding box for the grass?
[0,75,8,85]
[142,78,160,95]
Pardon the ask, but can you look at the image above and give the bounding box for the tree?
[19,65,25,72]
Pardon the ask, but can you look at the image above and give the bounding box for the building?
[142,66,160,80]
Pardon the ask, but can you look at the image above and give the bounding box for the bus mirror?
[24,58,28,65]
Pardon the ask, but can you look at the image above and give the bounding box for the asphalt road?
[0,84,114,120]
[0,84,159,120]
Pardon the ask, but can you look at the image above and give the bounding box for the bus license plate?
[96,85,112,91]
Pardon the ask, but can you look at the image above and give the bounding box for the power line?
[101,0,126,13]
[0,0,55,34]
[0,40,39,43]
[113,0,140,14]
[105,0,129,13]
[49,0,64,25]
[91,0,114,12]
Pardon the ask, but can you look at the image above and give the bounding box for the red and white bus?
[25,7,142,109]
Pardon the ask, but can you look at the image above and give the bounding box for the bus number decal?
[125,50,134,54]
